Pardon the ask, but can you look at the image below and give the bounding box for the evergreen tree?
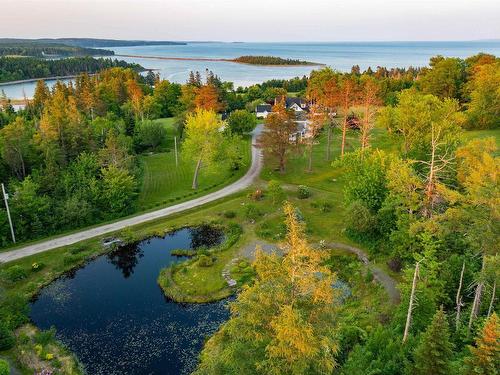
[413,308,453,375]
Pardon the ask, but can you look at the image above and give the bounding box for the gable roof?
[256,104,272,112]
[285,97,306,108]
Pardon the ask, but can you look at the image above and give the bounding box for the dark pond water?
[30,226,229,375]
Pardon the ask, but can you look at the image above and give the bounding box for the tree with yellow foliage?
[463,313,500,375]
[181,109,225,189]
[195,202,339,375]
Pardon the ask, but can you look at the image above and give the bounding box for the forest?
[0,56,143,83]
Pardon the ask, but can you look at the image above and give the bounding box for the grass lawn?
[137,118,252,211]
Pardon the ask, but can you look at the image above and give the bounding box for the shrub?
[297,185,311,199]
[387,257,403,273]
[223,210,236,219]
[197,255,214,267]
[0,359,9,375]
[311,200,333,213]
[31,262,45,272]
[244,204,261,221]
[267,180,285,205]
[34,327,56,346]
[0,321,14,350]
[0,294,29,328]
[3,265,27,282]
[345,201,377,234]
[249,189,263,201]
[70,245,86,254]
[227,109,257,134]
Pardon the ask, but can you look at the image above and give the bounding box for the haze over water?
[3,41,500,99]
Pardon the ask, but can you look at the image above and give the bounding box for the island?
[232,55,320,66]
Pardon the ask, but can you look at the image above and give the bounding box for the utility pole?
[1,183,15,243]
[174,136,179,167]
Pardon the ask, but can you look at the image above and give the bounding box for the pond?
[30,226,229,375]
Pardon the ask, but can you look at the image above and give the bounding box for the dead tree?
[487,279,496,317]
[403,259,423,343]
[468,256,486,331]
[420,125,454,218]
[455,260,466,329]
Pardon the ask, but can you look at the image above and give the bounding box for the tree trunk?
[468,256,486,331]
[403,261,420,343]
[341,118,347,157]
[279,155,285,173]
[487,280,496,318]
[455,260,465,330]
[326,125,332,161]
[307,142,313,173]
[192,157,202,189]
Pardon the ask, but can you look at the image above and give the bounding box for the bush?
[387,257,403,273]
[311,200,333,213]
[244,204,261,221]
[267,180,285,205]
[31,262,45,272]
[0,295,29,329]
[3,265,27,282]
[345,201,377,234]
[0,321,15,350]
[197,255,214,267]
[227,109,257,134]
[223,210,236,219]
[297,185,311,199]
[249,189,263,201]
[135,120,167,151]
[34,327,56,346]
[0,359,9,375]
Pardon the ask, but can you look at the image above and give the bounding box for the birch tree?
[181,109,224,189]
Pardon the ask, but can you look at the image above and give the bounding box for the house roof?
[285,97,306,107]
[256,104,272,112]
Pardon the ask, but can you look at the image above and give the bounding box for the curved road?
[0,126,263,264]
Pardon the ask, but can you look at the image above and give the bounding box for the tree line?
[0,40,113,58]
[0,56,143,83]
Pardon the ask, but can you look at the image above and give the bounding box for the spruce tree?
[413,308,453,375]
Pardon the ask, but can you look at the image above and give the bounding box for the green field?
[137,118,252,211]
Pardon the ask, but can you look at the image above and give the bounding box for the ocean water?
[2,41,500,98]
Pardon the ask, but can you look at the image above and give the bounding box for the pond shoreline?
[28,224,230,375]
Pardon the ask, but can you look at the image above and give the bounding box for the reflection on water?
[30,226,227,375]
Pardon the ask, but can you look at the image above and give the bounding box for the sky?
[1,0,499,42]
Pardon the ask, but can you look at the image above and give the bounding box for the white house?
[255,104,272,118]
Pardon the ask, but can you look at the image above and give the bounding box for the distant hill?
[0,39,114,57]
[34,38,186,48]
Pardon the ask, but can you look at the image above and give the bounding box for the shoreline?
[115,53,325,67]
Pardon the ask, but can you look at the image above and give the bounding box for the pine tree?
[413,308,453,375]
[463,313,500,375]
